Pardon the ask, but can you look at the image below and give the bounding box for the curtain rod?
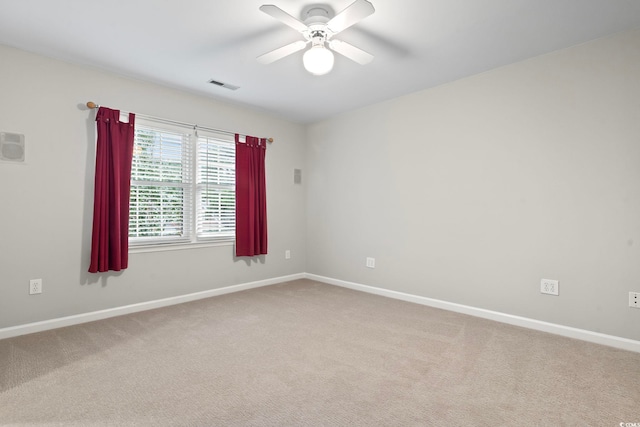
[85,102,274,143]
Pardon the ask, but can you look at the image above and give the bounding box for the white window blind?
[196,133,235,240]
[129,125,193,244]
[128,121,236,247]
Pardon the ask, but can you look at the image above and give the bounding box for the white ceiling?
[1,1,639,123]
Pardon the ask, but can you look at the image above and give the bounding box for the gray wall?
[3,29,640,343]
[306,29,640,341]
[0,44,307,328]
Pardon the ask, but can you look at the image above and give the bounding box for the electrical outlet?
[540,279,559,296]
[630,292,640,308]
[285,250,291,259]
[29,278,42,295]
[366,257,375,268]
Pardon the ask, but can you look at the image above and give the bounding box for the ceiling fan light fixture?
[303,44,334,76]
[258,0,375,74]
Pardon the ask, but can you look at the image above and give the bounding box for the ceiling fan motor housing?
[302,4,334,25]
[301,4,336,45]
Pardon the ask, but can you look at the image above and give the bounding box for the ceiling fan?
[257,0,375,76]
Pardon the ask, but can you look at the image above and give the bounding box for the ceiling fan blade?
[329,39,373,65]
[257,40,307,64]
[259,5,308,33]
[327,0,375,34]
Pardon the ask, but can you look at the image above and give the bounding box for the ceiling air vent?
[208,79,239,91]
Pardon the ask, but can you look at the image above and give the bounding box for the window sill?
[129,239,234,254]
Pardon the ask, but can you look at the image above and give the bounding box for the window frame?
[128,118,236,251]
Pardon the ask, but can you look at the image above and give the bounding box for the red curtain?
[235,134,268,257]
[88,107,136,273]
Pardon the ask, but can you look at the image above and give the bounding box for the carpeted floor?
[1,279,639,426]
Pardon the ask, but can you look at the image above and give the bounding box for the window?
[128,120,235,247]
[196,134,235,240]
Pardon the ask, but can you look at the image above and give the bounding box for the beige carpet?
[1,279,639,426]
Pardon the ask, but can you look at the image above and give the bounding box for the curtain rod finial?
[86,101,98,109]
[268,138,274,143]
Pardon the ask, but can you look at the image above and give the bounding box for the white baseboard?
[305,273,640,354]
[3,272,639,353]
[0,273,305,341]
